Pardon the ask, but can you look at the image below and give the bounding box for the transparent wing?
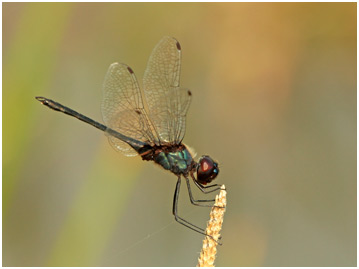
[148,87,192,144]
[143,36,191,144]
[102,63,158,156]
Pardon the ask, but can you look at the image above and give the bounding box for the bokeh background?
[3,2,356,266]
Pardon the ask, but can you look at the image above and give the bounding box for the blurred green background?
[3,2,356,266]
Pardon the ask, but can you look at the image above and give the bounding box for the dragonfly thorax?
[139,144,195,176]
[138,144,219,184]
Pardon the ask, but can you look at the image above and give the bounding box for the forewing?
[102,63,157,156]
[150,87,192,144]
[143,36,190,144]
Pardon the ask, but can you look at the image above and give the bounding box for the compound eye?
[197,156,219,185]
[201,158,212,172]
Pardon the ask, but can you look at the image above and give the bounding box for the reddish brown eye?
[197,156,219,185]
[201,159,210,172]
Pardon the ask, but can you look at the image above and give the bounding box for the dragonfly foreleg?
[185,177,215,206]
[191,173,223,194]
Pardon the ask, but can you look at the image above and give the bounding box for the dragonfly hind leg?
[172,176,222,244]
[173,177,205,233]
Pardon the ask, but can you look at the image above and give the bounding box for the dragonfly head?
[196,156,219,185]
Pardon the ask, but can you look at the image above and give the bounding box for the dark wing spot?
[127,67,134,74]
[187,90,192,96]
[135,109,141,115]
[176,41,181,50]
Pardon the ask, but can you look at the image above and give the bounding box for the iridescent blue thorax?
[138,144,194,176]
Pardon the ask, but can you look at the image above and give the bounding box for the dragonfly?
[36,36,221,238]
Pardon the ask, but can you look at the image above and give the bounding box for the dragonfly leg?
[190,174,226,210]
[172,177,222,244]
[185,177,215,207]
[191,173,223,194]
[173,176,205,232]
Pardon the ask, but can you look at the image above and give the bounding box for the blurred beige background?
[3,2,356,266]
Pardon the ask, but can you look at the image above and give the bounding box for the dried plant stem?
[197,185,227,267]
